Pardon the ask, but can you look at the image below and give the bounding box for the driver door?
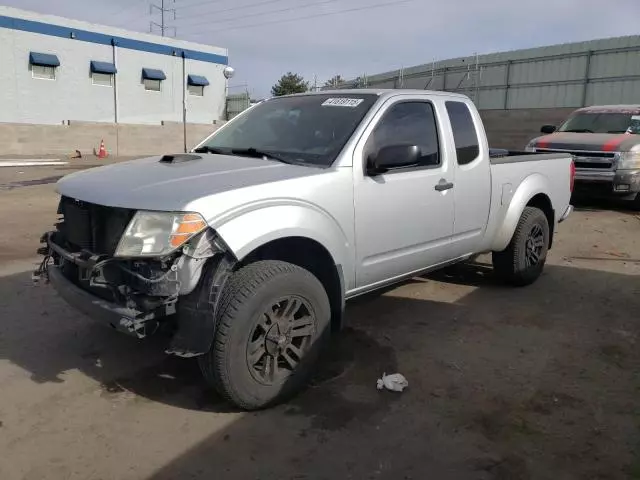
[353,98,455,289]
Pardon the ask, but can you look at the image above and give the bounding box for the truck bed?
[489,149,569,164]
[482,151,574,253]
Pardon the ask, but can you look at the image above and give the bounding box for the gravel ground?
[0,161,639,480]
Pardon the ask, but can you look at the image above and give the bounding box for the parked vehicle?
[34,90,574,410]
[526,105,640,208]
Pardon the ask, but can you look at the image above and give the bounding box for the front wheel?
[199,260,331,410]
[492,206,550,287]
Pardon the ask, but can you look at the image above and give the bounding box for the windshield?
[558,112,640,134]
[197,93,379,167]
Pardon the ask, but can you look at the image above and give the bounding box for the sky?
[2,0,640,98]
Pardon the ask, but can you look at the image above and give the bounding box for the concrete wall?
[0,6,228,125]
[479,107,575,150]
[0,121,224,156]
[0,108,575,156]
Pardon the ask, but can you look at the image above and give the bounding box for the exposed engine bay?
[35,196,234,349]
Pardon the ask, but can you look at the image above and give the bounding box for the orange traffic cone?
[98,139,107,159]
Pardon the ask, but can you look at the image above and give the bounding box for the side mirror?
[540,125,557,134]
[367,144,420,175]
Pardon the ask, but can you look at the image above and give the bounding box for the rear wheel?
[492,206,549,287]
[199,260,331,410]
[632,192,640,211]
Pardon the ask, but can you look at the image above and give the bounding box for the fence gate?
[226,93,251,120]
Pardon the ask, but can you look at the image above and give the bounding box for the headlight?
[618,151,640,170]
[524,143,536,152]
[115,211,208,257]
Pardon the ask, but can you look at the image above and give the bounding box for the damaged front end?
[34,196,235,356]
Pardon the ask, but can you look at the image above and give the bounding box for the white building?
[0,6,229,126]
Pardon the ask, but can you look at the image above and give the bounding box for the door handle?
[435,179,454,191]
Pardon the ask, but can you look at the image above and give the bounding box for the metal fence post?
[581,51,593,107]
[503,60,512,110]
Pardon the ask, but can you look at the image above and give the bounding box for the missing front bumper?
[35,227,236,353]
[47,264,163,337]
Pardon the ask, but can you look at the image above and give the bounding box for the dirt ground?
[0,160,639,480]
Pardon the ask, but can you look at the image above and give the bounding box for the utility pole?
[150,0,176,37]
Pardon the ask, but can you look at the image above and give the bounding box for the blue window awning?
[187,74,209,86]
[29,52,60,67]
[142,68,166,81]
[90,61,117,74]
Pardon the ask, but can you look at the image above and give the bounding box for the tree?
[271,72,309,97]
[324,75,345,88]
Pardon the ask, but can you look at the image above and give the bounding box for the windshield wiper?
[607,130,627,133]
[193,145,229,154]
[231,148,293,165]
[194,145,297,165]
[563,128,594,133]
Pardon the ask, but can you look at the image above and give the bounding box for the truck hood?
[56,153,327,211]
[529,132,640,152]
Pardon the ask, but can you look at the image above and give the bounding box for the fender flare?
[167,201,351,358]
[491,173,553,252]
[212,200,352,274]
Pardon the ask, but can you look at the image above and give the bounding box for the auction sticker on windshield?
[322,98,365,107]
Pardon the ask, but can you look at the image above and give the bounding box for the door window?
[446,101,480,165]
[366,102,440,169]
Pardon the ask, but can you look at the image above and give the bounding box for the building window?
[187,74,209,97]
[32,65,56,80]
[188,84,204,96]
[90,61,117,88]
[29,52,60,81]
[144,79,162,91]
[92,72,113,87]
[141,68,166,92]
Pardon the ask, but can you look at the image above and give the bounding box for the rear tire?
[492,207,549,287]
[632,192,640,211]
[199,260,331,410]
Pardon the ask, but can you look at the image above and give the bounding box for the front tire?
[492,206,550,287]
[199,260,331,410]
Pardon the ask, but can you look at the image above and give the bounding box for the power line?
[184,0,413,36]
[174,0,226,12]
[176,0,339,28]
[111,0,148,19]
[175,0,287,22]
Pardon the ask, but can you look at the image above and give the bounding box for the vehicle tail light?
[570,159,576,193]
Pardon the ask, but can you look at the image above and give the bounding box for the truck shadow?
[571,194,639,214]
[0,268,399,413]
[145,262,640,480]
[1,262,639,478]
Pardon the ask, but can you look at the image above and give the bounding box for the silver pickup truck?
[35,90,574,409]
[526,104,640,208]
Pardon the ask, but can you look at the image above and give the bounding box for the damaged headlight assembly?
[115,211,208,258]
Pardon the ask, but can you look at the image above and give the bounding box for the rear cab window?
[446,101,480,165]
